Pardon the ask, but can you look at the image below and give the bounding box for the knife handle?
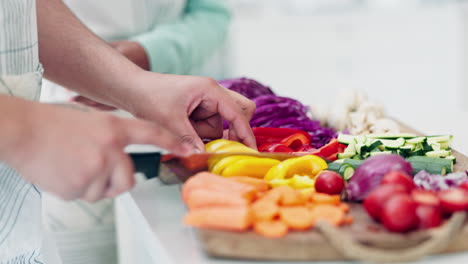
[129,152,161,179]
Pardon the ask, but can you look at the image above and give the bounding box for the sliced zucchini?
[337,153,355,159]
[337,134,354,145]
[430,143,441,152]
[439,141,450,150]
[421,141,433,152]
[367,141,383,151]
[381,138,405,149]
[339,164,355,181]
[425,150,451,158]
[409,149,425,156]
[366,133,416,139]
[406,137,426,144]
[370,151,392,156]
[426,135,453,144]
[446,155,457,163]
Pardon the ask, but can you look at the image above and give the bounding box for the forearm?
[37,0,150,111]
[0,96,28,162]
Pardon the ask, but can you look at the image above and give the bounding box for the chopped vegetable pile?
[182,172,352,238]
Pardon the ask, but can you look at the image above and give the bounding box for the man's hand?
[125,73,257,152]
[0,96,192,202]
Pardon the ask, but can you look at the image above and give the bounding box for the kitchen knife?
[128,146,315,184]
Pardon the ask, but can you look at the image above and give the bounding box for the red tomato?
[381,170,415,193]
[411,189,440,207]
[438,188,468,213]
[459,181,468,192]
[381,194,419,232]
[363,184,408,221]
[416,205,443,229]
[315,171,345,195]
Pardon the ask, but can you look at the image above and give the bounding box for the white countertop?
[115,113,468,264]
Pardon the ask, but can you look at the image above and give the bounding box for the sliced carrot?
[338,203,350,213]
[251,200,280,221]
[305,202,318,211]
[183,206,252,231]
[275,185,303,206]
[254,220,288,238]
[258,188,282,204]
[310,204,345,227]
[255,191,267,200]
[279,206,314,230]
[342,215,354,225]
[230,176,270,192]
[182,172,255,202]
[311,193,341,205]
[185,189,249,209]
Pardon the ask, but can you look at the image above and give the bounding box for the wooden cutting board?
[195,126,468,262]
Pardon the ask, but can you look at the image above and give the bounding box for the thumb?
[177,118,205,153]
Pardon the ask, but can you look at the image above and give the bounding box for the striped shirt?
[0,0,44,263]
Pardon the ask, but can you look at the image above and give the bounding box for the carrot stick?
[310,193,341,205]
[310,205,345,227]
[230,176,270,192]
[251,200,279,221]
[279,206,314,230]
[183,206,252,231]
[182,172,255,202]
[254,220,288,238]
[338,203,350,213]
[185,189,249,209]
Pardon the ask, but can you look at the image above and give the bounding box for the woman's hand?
[124,73,257,152]
[0,96,192,202]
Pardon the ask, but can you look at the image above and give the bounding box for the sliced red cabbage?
[219,77,274,99]
[220,77,336,148]
[413,170,468,191]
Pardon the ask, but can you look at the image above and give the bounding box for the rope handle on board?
[315,212,466,263]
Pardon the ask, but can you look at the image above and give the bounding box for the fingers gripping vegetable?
[346,154,413,201]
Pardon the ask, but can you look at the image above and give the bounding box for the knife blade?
[130,151,318,184]
[159,152,312,184]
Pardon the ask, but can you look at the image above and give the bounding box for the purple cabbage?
[413,170,468,191]
[220,77,336,148]
[219,77,274,99]
[346,154,413,201]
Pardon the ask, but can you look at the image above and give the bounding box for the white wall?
[229,1,468,123]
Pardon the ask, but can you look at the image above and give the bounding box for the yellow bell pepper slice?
[205,139,246,153]
[215,144,257,153]
[269,178,292,188]
[290,175,315,189]
[221,158,280,178]
[264,155,328,181]
[210,155,253,175]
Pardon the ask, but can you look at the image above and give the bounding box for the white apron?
[0,0,45,262]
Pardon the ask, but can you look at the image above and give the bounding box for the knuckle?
[180,134,195,145]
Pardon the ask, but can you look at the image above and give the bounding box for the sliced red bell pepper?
[252,127,311,146]
[299,138,346,160]
[258,143,294,153]
[296,144,316,152]
[279,133,310,150]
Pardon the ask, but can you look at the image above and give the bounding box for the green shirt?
[132,0,231,75]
